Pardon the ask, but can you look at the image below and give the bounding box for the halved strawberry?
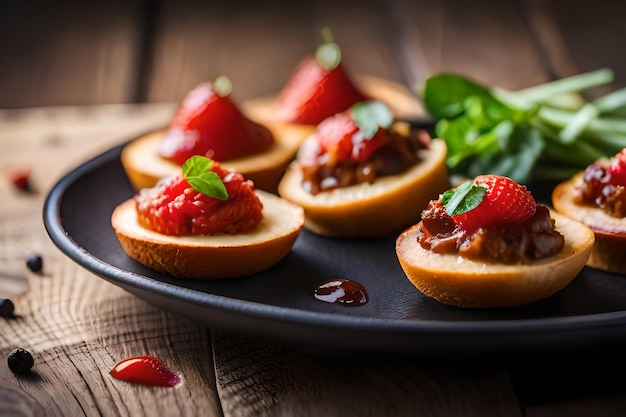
[158,76,273,166]
[442,175,536,234]
[299,101,393,165]
[277,29,368,125]
[607,148,626,186]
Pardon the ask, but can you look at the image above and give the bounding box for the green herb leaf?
[349,101,394,139]
[182,156,228,200]
[315,27,341,71]
[442,182,487,216]
[213,75,233,97]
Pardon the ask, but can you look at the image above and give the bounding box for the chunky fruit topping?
[579,148,626,217]
[419,175,563,263]
[278,28,368,125]
[158,76,274,166]
[297,101,428,194]
[136,156,263,236]
[443,175,536,235]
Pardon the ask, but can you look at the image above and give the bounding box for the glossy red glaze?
[135,161,263,236]
[109,355,181,387]
[158,82,273,165]
[278,58,367,125]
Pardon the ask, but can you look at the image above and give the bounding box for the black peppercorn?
[7,348,34,374]
[26,252,43,272]
[0,298,15,318]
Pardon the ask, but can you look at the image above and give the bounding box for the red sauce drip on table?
[110,355,181,387]
[314,279,368,306]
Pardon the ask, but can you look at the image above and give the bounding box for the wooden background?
[1,0,625,109]
[3,0,626,416]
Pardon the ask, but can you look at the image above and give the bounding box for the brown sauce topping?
[418,202,564,264]
[314,279,368,306]
[578,163,626,217]
[300,127,428,195]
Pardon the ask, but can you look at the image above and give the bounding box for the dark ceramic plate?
[44,141,626,358]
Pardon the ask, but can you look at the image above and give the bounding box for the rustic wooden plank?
[0,2,143,108]
[212,331,522,417]
[536,0,626,88]
[146,0,408,104]
[0,104,220,416]
[394,0,549,91]
[0,259,222,417]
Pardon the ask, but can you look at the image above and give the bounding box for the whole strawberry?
[158,76,273,166]
[278,28,368,125]
[442,175,536,234]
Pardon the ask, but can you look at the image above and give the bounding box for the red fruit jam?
[110,355,181,388]
[136,161,263,236]
[158,82,274,165]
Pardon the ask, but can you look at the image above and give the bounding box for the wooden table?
[2,1,626,415]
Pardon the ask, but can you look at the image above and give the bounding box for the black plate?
[44,142,626,358]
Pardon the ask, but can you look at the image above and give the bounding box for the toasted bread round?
[395,210,595,308]
[277,139,450,238]
[552,172,626,274]
[121,123,312,193]
[111,190,304,279]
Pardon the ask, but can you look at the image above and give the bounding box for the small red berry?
[10,171,30,190]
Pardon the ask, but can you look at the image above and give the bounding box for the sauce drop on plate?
[110,355,181,387]
[314,279,368,306]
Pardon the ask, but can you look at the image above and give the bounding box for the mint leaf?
[315,27,341,71]
[442,182,486,216]
[182,156,228,200]
[349,101,393,139]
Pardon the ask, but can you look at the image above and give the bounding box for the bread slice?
[395,210,595,308]
[552,172,626,274]
[111,190,304,279]
[277,138,450,238]
[121,123,312,193]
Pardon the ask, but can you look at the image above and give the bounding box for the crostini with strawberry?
[396,175,595,308]
[552,148,626,274]
[112,155,304,279]
[121,76,310,193]
[278,100,450,237]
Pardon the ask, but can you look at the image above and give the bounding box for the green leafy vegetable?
[349,101,393,139]
[421,68,626,183]
[182,156,228,200]
[442,182,486,216]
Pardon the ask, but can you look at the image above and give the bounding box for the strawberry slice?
[278,29,368,125]
[158,76,273,166]
[442,175,536,234]
[607,148,626,186]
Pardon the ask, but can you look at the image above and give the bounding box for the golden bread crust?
[395,210,595,308]
[111,191,304,279]
[552,172,626,274]
[277,139,450,237]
